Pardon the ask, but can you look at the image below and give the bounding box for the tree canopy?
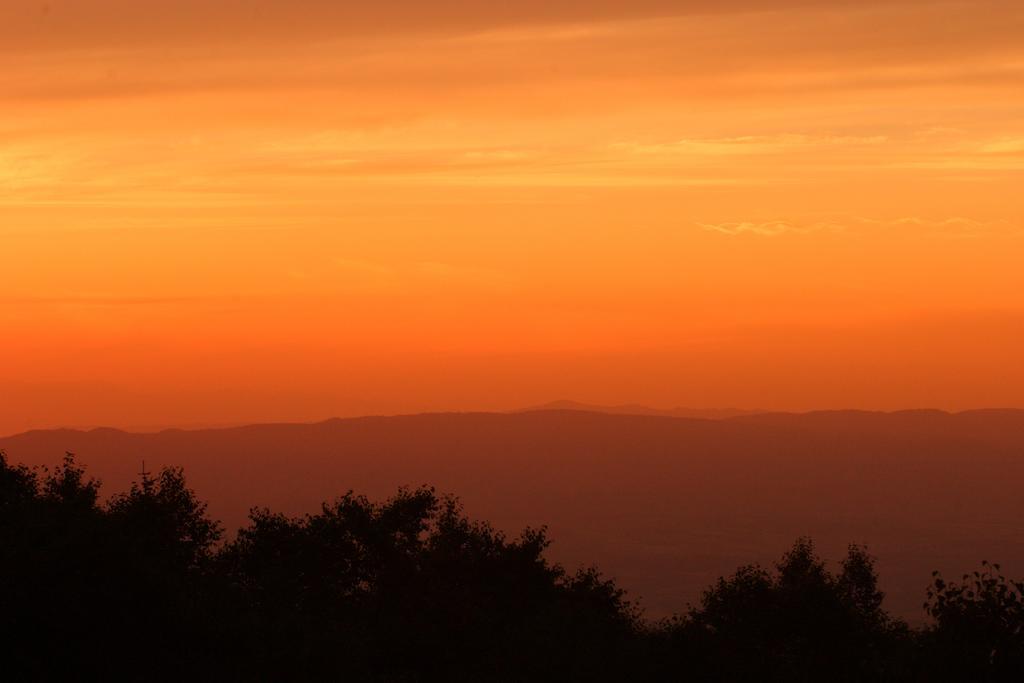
[1,450,1022,681]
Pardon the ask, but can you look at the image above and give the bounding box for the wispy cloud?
[700,216,1018,237]
[979,138,1024,155]
[617,134,888,157]
[697,220,843,236]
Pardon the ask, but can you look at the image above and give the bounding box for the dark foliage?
[656,539,913,681]
[919,561,1024,681]
[1,451,1022,681]
[217,489,641,681]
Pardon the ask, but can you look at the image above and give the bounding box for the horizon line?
[4,404,1024,440]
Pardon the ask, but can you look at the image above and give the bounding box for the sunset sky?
[2,0,1023,433]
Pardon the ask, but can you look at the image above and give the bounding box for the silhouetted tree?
[2,452,1023,681]
[0,449,38,506]
[919,561,1024,681]
[219,488,643,681]
[107,466,222,569]
[1,452,106,679]
[0,453,228,681]
[660,539,912,681]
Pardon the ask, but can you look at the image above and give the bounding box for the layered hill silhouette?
[3,408,1023,620]
[516,400,764,419]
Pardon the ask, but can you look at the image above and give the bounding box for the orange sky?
[2,0,1023,433]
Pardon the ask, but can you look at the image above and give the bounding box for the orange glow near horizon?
[2,0,1024,433]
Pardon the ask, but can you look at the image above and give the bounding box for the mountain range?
[516,400,764,419]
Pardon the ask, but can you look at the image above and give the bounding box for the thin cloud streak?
[699,217,1020,237]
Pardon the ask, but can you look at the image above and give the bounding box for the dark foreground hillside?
[1,452,1022,681]
[3,409,1023,621]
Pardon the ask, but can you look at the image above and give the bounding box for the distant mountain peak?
[516,400,764,420]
